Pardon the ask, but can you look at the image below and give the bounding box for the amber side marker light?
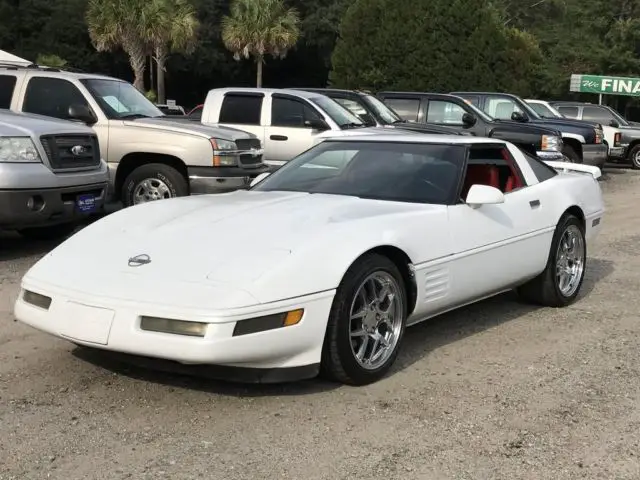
[23,290,52,310]
[233,309,304,337]
[140,316,208,337]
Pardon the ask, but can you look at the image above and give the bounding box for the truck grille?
[40,134,101,170]
[236,138,263,167]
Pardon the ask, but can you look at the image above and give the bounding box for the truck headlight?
[541,134,562,152]
[210,138,239,166]
[0,137,41,163]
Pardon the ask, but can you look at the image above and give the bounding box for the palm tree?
[221,0,301,88]
[86,0,148,91]
[144,0,199,104]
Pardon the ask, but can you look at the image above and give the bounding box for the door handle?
[270,135,288,141]
[529,199,541,208]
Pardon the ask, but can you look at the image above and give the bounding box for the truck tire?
[627,144,640,169]
[122,163,188,207]
[562,145,581,163]
[18,223,77,241]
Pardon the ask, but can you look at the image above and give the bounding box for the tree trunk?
[124,41,147,92]
[149,55,155,93]
[256,55,263,88]
[156,45,167,104]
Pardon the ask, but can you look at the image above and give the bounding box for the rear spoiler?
[544,161,602,180]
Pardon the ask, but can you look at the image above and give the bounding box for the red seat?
[505,175,516,192]
[462,165,500,198]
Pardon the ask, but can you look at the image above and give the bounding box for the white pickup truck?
[199,88,385,167]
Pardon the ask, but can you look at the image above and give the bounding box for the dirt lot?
[1,167,640,480]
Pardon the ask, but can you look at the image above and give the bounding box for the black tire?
[121,163,188,207]
[18,223,77,241]
[562,145,581,163]
[516,214,586,308]
[627,144,640,169]
[320,253,408,386]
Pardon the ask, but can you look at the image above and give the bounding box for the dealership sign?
[570,74,640,96]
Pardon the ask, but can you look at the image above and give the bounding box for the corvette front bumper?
[14,278,335,382]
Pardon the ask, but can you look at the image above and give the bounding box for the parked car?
[0,65,268,207]
[200,88,385,167]
[293,88,470,135]
[376,92,564,160]
[15,134,604,385]
[548,101,640,169]
[451,92,608,167]
[0,109,108,239]
[526,99,624,161]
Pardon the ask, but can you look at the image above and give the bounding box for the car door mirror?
[249,172,270,188]
[304,118,330,131]
[68,104,97,125]
[462,112,476,127]
[610,119,620,128]
[465,184,505,208]
[511,111,528,122]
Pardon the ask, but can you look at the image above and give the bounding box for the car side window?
[332,97,375,125]
[483,96,523,120]
[582,106,614,123]
[23,77,89,120]
[557,106,579,119]
[0,74,17,109]
[520,149,558,183]
[382,98,420,122]
[426,100,466,125]
[460,146,526,200]
[219,94,263,125]
[271,97,322,128]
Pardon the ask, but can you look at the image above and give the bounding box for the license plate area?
[76,194,97,213]
[59,302,115,345]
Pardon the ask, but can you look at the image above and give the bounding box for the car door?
[422,98,485,136]
[379,96,421,123]
[263,94,326,166]
[581,105,618,127]
[446,143,553,304]
[216,91,266,148]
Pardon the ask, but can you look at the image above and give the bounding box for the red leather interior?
[462,165,500,198]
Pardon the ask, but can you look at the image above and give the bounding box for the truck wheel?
[628,144,640,169]
[18,223,77,241]
[122,163,188,207]
[562,145,581,163]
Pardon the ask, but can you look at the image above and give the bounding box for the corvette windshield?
[252,140,466,205]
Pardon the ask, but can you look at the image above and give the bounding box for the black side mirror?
[462,112,476,127]
[69,104,97,125]
[610,119,620,128]
[304,118,330,131]
[511,111,528,122]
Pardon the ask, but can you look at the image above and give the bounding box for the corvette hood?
[25,191,426,307]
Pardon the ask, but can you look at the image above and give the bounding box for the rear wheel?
[121,163,188,207]
[516,214,586,307]
[628,144,640,169]
[320,253,408,386]
[18,223,77,241]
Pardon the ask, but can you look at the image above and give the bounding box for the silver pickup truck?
[0,109,109,239]
[0,65,267,207]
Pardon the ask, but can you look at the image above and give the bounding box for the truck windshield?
[363,94,403,124]
[80,79,164,119]
[311,96,366,129]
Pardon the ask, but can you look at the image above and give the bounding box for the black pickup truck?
[294,88,470,136]
[376,91,564,160]
[451,92,608,167]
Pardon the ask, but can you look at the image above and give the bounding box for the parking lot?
[0,166,638,480]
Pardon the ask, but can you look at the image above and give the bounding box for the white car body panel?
[14,134,605,377]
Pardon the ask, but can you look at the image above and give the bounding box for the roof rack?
[0,62,86,73]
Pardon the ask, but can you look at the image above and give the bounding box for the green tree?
[86,0,149,90]
[221,0,301,87]
[144,0,199,104]
[330,0,541,94]
[36,53,68,68]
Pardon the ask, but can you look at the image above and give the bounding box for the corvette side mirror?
[466,184,505,208]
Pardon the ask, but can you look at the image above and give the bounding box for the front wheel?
[516,214,586,307]
[320,253,408,386]
[562,145,581,163]
[121,163,189,207]
[627,144,640,169]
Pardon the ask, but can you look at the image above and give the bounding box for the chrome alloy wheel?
[349,271,404,370]
[133,178,173,204]
[556,224,585,297]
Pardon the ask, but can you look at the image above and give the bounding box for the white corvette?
[14,134,605,386]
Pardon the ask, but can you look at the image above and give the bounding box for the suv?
[549,101,640,169]
[451,92,608,167]
[0,109,108,239]
[0,64,268,207]
[293,88,469,136]
[376,92,564,160]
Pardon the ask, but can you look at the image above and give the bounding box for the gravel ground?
[1,167,640,480]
